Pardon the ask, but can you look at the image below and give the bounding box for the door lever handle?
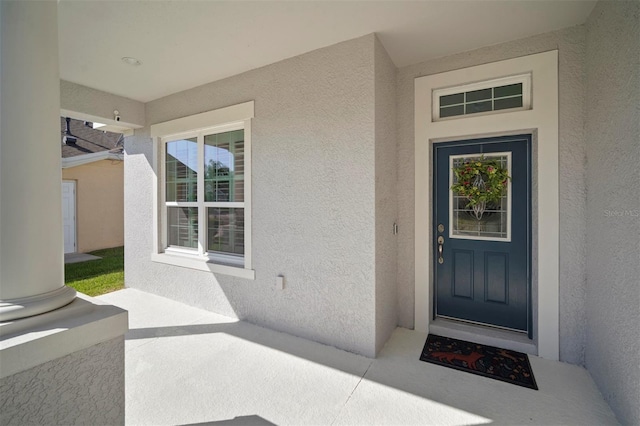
[437,236,444,264]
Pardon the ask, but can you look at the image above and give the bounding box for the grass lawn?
[65,246,124,297]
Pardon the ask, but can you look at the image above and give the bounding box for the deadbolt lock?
[438,224,444,233]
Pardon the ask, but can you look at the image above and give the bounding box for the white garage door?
[62,181,76,254]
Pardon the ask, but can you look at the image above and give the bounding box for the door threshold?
[429,317,537,356]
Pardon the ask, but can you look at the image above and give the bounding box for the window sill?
[151,252,255,280]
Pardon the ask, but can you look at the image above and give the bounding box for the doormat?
[419,334,538,390]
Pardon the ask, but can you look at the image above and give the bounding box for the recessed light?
[121,57,142,66]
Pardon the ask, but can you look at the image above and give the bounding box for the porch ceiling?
[58,0,596,103]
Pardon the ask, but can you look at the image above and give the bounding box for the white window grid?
[432,73,532,122]
[160,120,251,268]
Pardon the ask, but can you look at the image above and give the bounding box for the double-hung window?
[151,101,254,278]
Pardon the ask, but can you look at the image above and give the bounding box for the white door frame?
[62,180,77,254]
[414,51,560,360]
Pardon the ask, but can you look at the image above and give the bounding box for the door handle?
[437,236,444,264]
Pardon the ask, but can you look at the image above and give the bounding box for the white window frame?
[432,73,532,122]
[151,101,255,280]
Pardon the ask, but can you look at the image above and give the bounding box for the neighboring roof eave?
[61,150,123,169]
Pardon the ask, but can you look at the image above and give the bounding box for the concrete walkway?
[97,289,618,425]
[64,252,101,264]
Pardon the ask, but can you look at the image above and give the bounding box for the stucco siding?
[0,337,125,425]
[62,159,124,253]
[127,35,379,356]
[61,80,145,128]
[374,36,399,353]
[584,1,640,424]
[396,26,588,364]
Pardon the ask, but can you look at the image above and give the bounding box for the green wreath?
[450,157,511,208]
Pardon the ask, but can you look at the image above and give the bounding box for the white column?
[0,1,76,321]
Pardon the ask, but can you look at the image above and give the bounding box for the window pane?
[435,76,529,120]
[166,138,198,202]
[167,207,198,249]
[494,96,523,110]
[204,130,244,202]
[440,93,464,107]
[465,101,492,114]
[494,83,522,98]
[207,207,244,256]
[465,88,492,102]
[451,155,509,240]
[440,105,465,118]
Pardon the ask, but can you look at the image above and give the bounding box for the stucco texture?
[584,1,640,424]
[374,36,398,353]
[0,337,125,425]
[127,35,387,357]
[395,26,588,365]
[62,159,124,253]
[61,80,145,128]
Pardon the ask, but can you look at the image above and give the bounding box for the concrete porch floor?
[97,289,618,425]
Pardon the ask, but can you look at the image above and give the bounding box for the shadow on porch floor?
[97,289,618,425]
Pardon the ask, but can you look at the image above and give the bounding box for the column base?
[0,285,76,322]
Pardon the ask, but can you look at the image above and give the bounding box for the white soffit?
[58,0,595,103]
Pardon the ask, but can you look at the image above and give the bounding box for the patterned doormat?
[420,334,538,390]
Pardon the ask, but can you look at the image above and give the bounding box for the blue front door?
[434,135,531,334]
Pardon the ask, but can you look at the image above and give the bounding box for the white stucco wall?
[126,35,382,356]
[584,1,640,424]
[0,337,125,425]
[374,36,398,353]
[395,26,588,364]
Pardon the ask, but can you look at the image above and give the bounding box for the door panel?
[452,250,473,299]
[434,135,531,333]
[485,252,508,303]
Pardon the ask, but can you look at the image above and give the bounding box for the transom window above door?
[433,74,531,121]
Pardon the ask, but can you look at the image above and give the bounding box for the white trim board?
[414,51,559,360]
[150,101,254,138]
[62,150,123,169]
[62,180,77,254]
